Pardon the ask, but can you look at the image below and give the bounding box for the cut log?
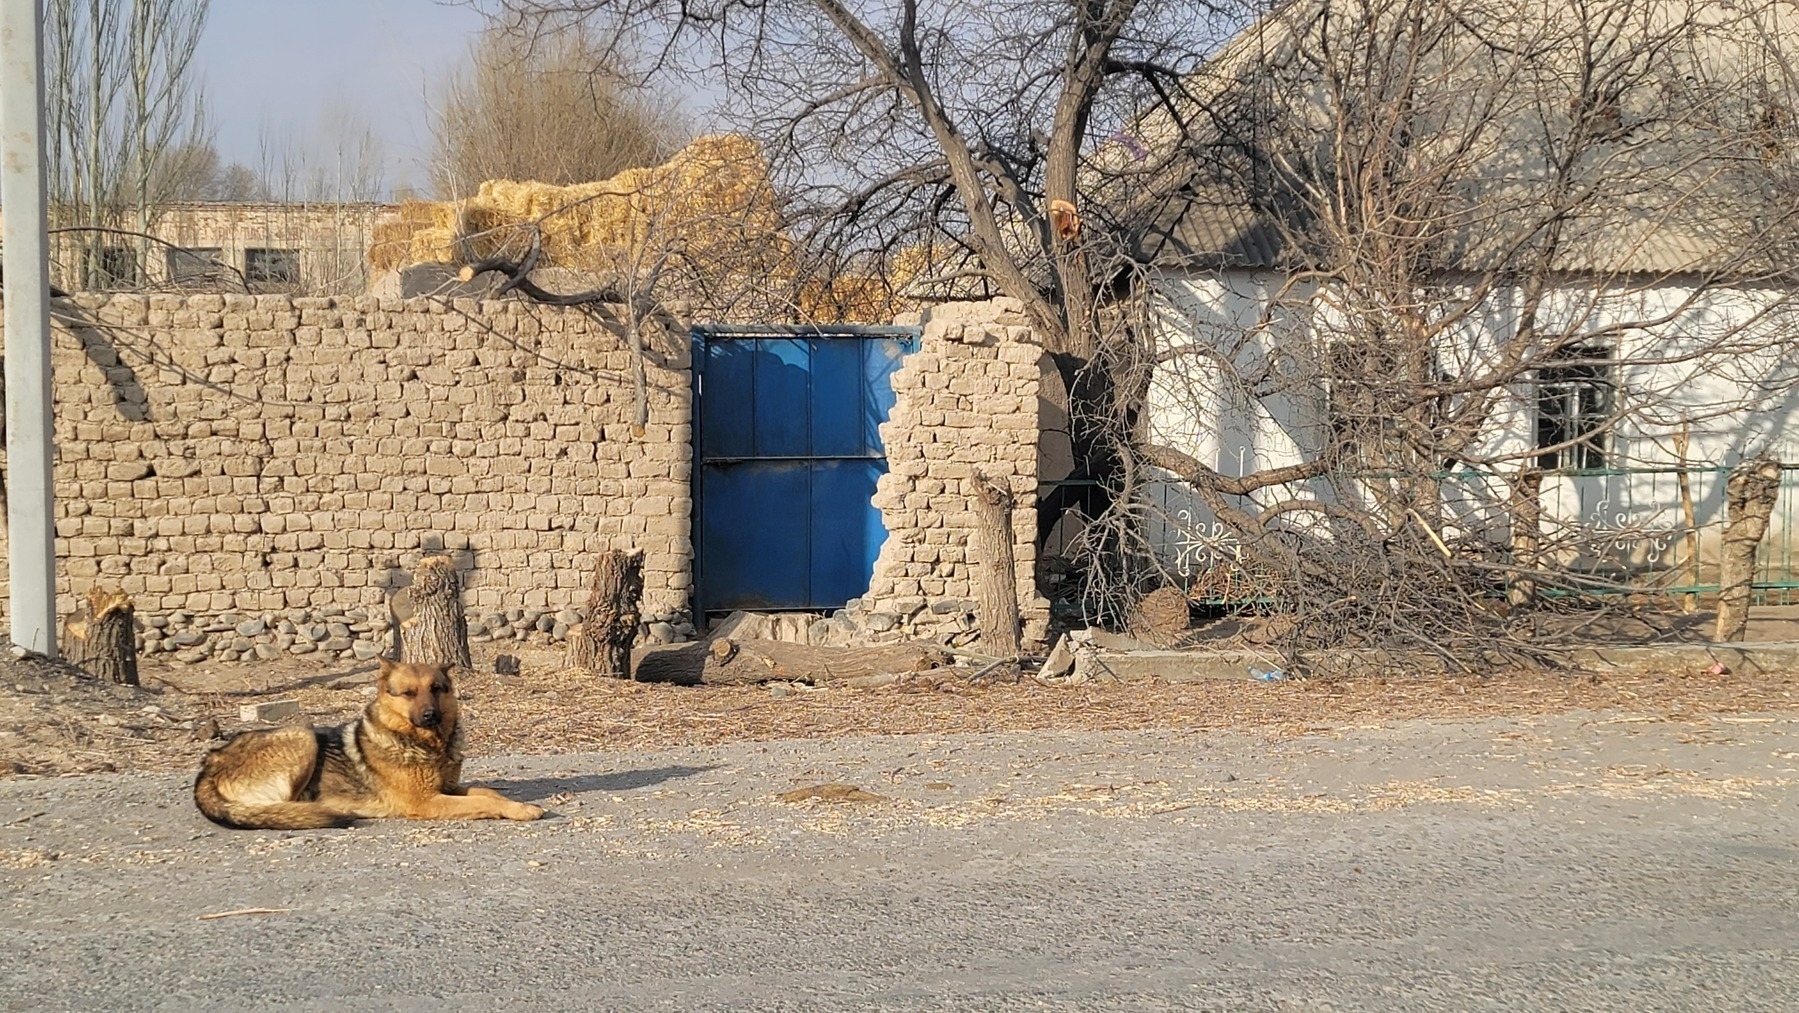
[633,639,953,686]
[1715,456,1783,643]
[568,549,644,678]
[398,556,471,668]
[970,472,1021,657]
[61,587,138,686]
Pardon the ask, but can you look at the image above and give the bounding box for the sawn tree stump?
[1715,456,1783,643]
[399,556,472,668]
[568,549,644,678]
[970,472,1022,657]
[61,587,138,686]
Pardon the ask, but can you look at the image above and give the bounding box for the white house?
[1118,0,1799,596]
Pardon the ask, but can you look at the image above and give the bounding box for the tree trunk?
[399,556,471,668]
[61,587,138,685]
[1507,469,1543,608]
[568,549,644,678]
[971,472,1021,657]
[1715,457,1783,643]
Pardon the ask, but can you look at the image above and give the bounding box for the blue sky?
[195,0,490,196]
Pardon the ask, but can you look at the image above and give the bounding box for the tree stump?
[1507,469,1543,609]
[1127,586,1192,648]
[399,556,471,668]
[971,472,1021,657]
[568,549,644,678]
[61,587,138,685]
[1715,456,1783,643]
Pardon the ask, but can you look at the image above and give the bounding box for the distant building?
[36,201,393,296]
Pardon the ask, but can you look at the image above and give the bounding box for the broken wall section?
[853,298,1051,649]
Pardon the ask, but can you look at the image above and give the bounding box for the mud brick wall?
[0,293,693,644]
[855,298,1052,648]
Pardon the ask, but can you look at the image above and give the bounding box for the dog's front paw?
[510,803,545,821]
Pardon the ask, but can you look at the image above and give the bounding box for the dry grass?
[6,644,1798,779]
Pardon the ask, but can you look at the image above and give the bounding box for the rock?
[96,714,121,727]
[274,633,296,650]
[494,654,521,676]
[144,616,169,630]
[253,644,282,660]
[322,637,353,652]
[326,622,352,639]
[1039,635,1077,680]
[236,619,266,637]
[649,621,678,645]
[352,641,382,661]
[239,699,301,722]
[289,641,317,655]
[674,622,697,638]
[173,649,208,664]
[865,612,900,633]
[467,620,489,638]
[306,625,330,643]
[218,649,243,662]
[931,599,977,615]
[277,620,296,635]
[229,637,254,653]
[320,606,344,618]
[8,646,27,660]
[557,609,582,626]
[551,622,569,641]
[535,615,556,633]
[171,630,206,647]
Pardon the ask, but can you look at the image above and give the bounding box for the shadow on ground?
[482,765,718,800]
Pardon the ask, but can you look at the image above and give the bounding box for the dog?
[193,658,543,829]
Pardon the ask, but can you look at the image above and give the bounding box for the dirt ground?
[5,635,1799,778]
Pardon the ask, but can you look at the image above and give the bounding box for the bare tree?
[1100,0,1799,662]
[45,0,212,290]
[429,25,683,199]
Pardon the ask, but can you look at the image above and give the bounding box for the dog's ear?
[376,656,396,686]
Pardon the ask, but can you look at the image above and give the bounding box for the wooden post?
[399,555,471,668]
[970,472,1021,657]
[61,587,138,685]
[568,549,644,678]
[1715,456,1783,643]
[1507,469,1543,609]
[1674,426,1700,613]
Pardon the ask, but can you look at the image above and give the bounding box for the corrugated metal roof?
[1121,0,1799,279]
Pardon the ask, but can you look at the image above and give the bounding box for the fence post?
[1715,456,1783,643]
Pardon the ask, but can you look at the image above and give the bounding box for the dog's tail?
[193,759,354,831]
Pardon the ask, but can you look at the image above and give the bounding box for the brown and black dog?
[193,658,543,829]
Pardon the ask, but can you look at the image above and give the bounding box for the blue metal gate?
[692,325,919,615]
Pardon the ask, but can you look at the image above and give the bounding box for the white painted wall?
[1142,269,1799,588]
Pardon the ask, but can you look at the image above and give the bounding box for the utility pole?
[1,0,59,656]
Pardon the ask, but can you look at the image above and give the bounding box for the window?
[84,245,139,290]
[1536,346,1614,470]
[167,246,224,285]
[244,247,299,286]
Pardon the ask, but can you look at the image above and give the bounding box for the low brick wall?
[0,293,694,656]
[853,298,1052,648]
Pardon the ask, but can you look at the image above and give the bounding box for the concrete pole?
[1,0,59,656]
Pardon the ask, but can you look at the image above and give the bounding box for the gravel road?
[5,709,1798,1011]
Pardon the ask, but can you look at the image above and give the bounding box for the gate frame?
[690,323,922,619]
